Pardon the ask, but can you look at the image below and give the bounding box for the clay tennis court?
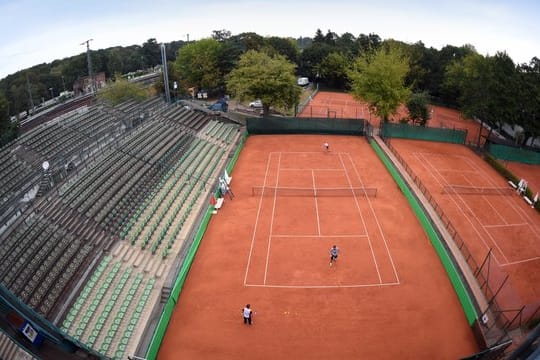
[389,139,540,312]
[301,91,488,145]
[157,135,478,359]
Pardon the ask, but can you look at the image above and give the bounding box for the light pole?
[161,43,171,103]
[61,76,66,92]
[80,39,95,94]
[49,87,54,99]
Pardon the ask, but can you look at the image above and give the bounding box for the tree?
[313,29,325,44]
[357,33,381,54]
[97,78,150,105]
[516,57,540,146]
[444,51,518,146]
[265,37,299,63]
[318,52,350,89]
[0,92,18,146]
[142,38,162,69]
[174,38,223,92]
[298,42,333,80]
[212,29,232,42]
[406,92,431,126]
[349,44,411,121]
[226,50,301,116]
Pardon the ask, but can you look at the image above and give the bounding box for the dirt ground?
[157,135,478,360]
[390,139,540,316]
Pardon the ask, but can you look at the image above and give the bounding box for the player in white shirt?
[242,304,253,325]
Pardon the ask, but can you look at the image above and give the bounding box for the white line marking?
[344,153,400,284]
[244,152,274,285]
[462,155,540,239]
[419,151,540,244]
[245,282,400,289]
[415,152,507,264]
[280,168,344,171]
[244,154,272,285]
[483,223,530,228]
[312,169,321,236]
[339,153,382,284]
[271,234,368,238]
[501,256,540,266]
[263,153,282,285]
[453,172,509,225]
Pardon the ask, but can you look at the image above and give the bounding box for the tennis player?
[323,142,329,152]
[329,245,340,266]
[242,304,253,325]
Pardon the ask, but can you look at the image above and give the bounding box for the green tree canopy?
[0,92,18,146]
[318,52,350,88]
[444,51,520,145]
[97,78,150,106]
[226,50,301,116]
[349,44,411,121]
[406,91,431,126]
[173,38,223,92]
[516,57,540,146]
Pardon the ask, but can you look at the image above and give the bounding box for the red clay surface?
[300,91,488,145]
[390,139,540,317]
[158,135,478,359]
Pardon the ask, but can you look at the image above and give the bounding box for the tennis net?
[442,185,515,196]
[252,186,377,197]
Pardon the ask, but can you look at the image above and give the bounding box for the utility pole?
[25,73,35,115]
[80,39,95,94]
[161,43,171,103]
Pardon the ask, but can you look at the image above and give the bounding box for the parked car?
[249,99,263,108]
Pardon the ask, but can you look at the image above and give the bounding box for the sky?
[0,0,539,79]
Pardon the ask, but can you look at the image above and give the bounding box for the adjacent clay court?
[300,91,488,145]
[158,134,478,359]
[389,139,540,310]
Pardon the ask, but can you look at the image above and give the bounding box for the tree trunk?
[477,118,484,148]
[263,105,270,117]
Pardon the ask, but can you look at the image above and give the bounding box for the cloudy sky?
[0,0,539,79]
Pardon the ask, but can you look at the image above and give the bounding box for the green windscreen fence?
[247,116,365,135]
[487,143,540,165]
[381,122,467,144]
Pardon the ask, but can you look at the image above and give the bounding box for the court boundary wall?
[380,121,467,144]
[487,142,540,165]
[247,116,366,135]
[144,131,247,360]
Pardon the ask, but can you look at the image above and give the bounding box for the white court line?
[461,155,540,239]
[415,152,507,264]
[460,171,507,225]
[280,168,344,171]
[338,153,382,284]
[245,282,400,289]
[438,169,479,174]
[270,151,348,155]
[345,154,400,284]
[272,234,368,238]
[483,223,530,228]
[312,169,321,236]
[244,152,274,286]
[263,153,282,285]
[501,256,540,267]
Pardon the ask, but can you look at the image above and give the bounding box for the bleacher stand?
[0,96,243,359]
